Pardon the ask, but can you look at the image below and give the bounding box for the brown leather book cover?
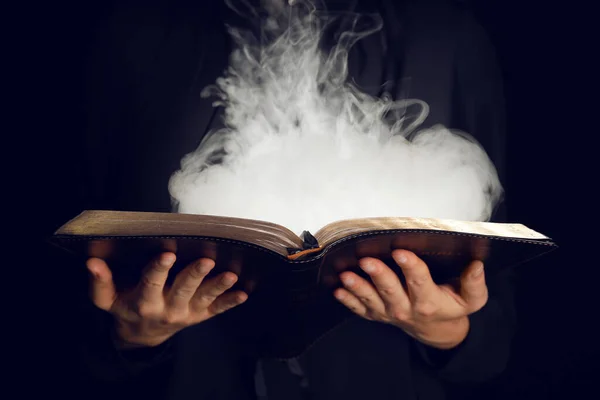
[51,210,557,294]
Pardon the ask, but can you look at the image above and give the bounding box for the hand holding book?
[86,252,247,348]
[334,249,486,350]
[54,210,556,357]
[86,246,484,352]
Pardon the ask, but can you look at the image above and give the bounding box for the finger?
[333,288,368,317]
[438,283,469,308]
[435,283,472,320]
[137,252,176,302]
[206,290,248,317]
[358,257,410,310]
[167,258,215,310]
[339,271,386,315]
[459,260,489,313]
[191,272,239,311]
[392,250,439,302]
[86,258,117,311]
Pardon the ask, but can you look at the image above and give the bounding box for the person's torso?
[86,0,465,214]
[84,1,486,399]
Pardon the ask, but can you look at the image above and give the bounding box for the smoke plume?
[168,0,503,234]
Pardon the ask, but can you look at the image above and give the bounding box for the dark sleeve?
[412,10,516,383]
[77,300,176,383]
[413,266,517,383]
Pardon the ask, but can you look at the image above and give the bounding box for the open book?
[53,209,556,285]
[53,210,556,357]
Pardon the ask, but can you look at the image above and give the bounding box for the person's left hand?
[334,249,488,350]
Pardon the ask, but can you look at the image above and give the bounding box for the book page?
[314,216,550,248]
[55,210,304,256]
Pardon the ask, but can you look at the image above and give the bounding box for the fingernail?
[472,263,484,278]
[342,275,355,286]
[198,259,214,272]
[361,262,376,273]
[334,291,346,300]
[235,292,248,303]
[160,254,175,267]
[395,252,408,264]
[222,274,236,285]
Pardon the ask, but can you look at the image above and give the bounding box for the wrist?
[412,317,470,350]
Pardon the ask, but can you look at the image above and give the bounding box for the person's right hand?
[86,252,248,349]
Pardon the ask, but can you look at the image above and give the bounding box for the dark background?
[22,0,593,398]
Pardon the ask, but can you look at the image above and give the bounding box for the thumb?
[86,258,117,311]
[459,260,489,313]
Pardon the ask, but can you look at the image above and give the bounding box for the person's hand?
[333,249,488,349]
[86,252,248,348]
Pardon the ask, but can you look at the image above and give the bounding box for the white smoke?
[168,0,503,235]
